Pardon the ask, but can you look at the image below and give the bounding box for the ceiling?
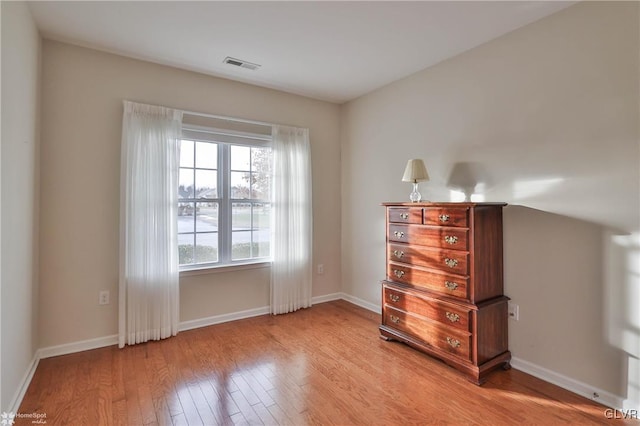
[28,1,575,104]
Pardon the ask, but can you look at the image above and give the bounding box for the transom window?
[178,129,272,269]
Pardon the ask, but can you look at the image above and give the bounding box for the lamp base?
[409,182,421,203]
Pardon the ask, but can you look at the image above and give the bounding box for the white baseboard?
[38,305,274,358]
[6,354,39,414]
[180,294,349,331]
[339,292,381,314]
[38,334,118,359]
[179,305,270,332]
[311,292,343,304]
[511,356,625,410]
[624,397,640,412]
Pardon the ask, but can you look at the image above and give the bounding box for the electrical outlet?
[99,290,110,305]
[508,302,519,321]
[317,264,324,274]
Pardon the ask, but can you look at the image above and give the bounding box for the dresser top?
[382,202,507,207]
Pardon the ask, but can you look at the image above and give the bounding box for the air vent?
[223,56,261,71]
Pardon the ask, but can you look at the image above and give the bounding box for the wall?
[503,207,625,396]
[341,1,638,401]
[39,41,341,347]
[0,1,41,412]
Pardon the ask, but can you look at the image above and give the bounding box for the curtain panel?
[119,101,182,347]
[270,125,313,314]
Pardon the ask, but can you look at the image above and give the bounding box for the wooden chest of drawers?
[380,202,511,384]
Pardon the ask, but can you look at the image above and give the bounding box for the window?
[178,127,272,269]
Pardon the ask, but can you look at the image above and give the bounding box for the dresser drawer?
[423,207,469,227]
[388,207,422,224]
[388,262,469,300]
[388,243,469,275]
[388,224,468,250]
[383,284,470,331]
[384,306,472,362]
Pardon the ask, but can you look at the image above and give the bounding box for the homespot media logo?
[1,412,47,425]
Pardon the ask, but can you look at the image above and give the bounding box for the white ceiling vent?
[223,56,261,70]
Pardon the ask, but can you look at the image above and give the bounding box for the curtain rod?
[181,108,282,128]
[125,100,299,129]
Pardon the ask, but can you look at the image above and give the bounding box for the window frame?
[179,125,272,272]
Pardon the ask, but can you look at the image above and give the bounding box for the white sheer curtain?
[119,101,182,347]
[271,125,313,314]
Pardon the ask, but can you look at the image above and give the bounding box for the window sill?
[179,260,272,277]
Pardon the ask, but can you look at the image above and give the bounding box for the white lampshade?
[402,159,429,183]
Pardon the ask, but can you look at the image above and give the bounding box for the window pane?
[231,145,250,171]
[196,202,218,232]
[232,231,252,260]
[179,168,194,199]
[253,202,270,258]
[253,173,271,200]
[247,172,260,199]
[195,141,217,169]
[195,170,217,198]
[178,202,196,233]
[178,233,194,265]
[253,203,270,230]
[195,233,218,263]
[180,140,194,168]
[231,171,250,199]
[251,147,271,200]
[254,228,270,258]
[232,203,252,231]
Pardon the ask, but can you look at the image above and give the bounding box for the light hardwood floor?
[17,300,635,425]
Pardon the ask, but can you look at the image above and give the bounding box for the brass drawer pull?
[390,315,401,324]
[389,294,400,302]
[444,258,458,268]
[445,312,460,323]
[439,214,450,223]
[444,235,458,245]
[393,250,405,259]
[400,212,409,219]
[394,231,405,238]
[444,281,458,291]
[446,337,461,348]
[392,269,405,278]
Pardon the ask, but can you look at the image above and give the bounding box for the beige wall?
[504,206,626,395]
[0,1,41,411]
[39,41,341,347]
[341,1,638,398]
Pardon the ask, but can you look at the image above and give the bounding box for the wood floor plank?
[175,385,204,426]
[111,398,128,426]
[123,371,144,426]
[252,402,278,425]
[230,373,262,407]
[203,379,241,420]
[229,389,262,425]
[186,383,220,426]
[17,300,637,425]
[171,412,188,426]
[159,337,188,419]
[111,346,126,404]
[151,397,173,426]
[229,411,248,426]
[265,402,295,426]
